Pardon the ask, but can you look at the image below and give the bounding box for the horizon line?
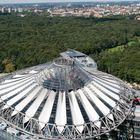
[0,0,139,5]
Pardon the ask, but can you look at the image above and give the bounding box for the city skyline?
[0,0,139,4]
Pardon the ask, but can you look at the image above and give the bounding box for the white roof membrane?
[77,89,101,127]
[55,92,67,133]
[0,78,35,96]
[69,91,84,133]
[11,86,42,116]
[39,91,56,129]
[24,88,48,123]
[1,81,36,103]
[91,81,119,101]
[88,83,116,108]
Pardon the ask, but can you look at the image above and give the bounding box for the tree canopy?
[0,15,140,83]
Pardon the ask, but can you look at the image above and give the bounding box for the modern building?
[0,50,136,140]
[17,8,23,13]
[8,8,11,13]
[1,7,5,13]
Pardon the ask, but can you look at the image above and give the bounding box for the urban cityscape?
[0,1,140,17]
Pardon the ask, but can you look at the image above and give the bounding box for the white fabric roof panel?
[39,91,56,129]
[88,83,116,108]
[55,92,67,133]
[100,77,119,84]
[93,78,120,93]
[1,81,36,102]
[69,91,84,133]
[83,87,110,116]
[0,76,33,89]
[77,89,101,127]
[83,86,114,121]
[2,83,37,109]
[91,81,120,101]
[24,88,48,123]
[0,78,35,96]
[94,77,120,89]
[29,70,38,74]
[2,77,27,84]
[12,74,28,78]
[11,86,42,116]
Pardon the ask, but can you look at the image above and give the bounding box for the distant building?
[13,8,17,12]
[17,8,23,13]
[1,7,5,13]
[17,14,26,17]
[34,9,43,13]
[8,8,11,13]
[136,16,140,21]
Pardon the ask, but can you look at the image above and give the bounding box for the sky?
[0,0,138,4]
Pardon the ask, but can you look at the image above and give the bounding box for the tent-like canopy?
[0,51,133,139]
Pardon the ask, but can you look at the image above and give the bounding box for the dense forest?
[0,14,140,83]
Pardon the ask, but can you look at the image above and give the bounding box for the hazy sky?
[0,0,138,4]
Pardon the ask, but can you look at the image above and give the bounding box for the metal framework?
[0,53,134,140]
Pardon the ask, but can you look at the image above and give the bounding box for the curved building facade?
[0,50,133,140]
